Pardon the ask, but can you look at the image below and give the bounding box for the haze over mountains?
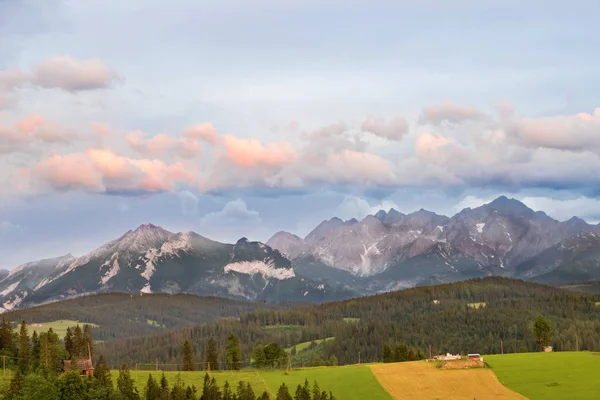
[2,195,600,312]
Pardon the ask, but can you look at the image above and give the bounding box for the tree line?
[98,277,600,366]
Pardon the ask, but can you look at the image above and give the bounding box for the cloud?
[200,199,260,225]
[32,55,123,91]
[221,134,297,167]
[419,100,485,126]
[89,122,112,136]
[32,148,202,194]
[361,116,409,141]
[183,123,219,145]
[505,108,600,151]
[0,114,76,153]
[335,195,399,221]
[126,130,202,159]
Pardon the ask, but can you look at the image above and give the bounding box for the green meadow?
[112,365,392,400]
[486,351,600,399]
[22,319,99,338]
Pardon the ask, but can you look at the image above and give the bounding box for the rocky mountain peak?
[116,224,173,252]
[485,196,534,215]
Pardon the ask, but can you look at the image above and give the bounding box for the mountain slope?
[0,225,354,311]
[267,196,600,288]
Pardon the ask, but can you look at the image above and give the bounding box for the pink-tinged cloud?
[183,123,219,145]
[35,153,103,190]
[89,122,112,136]
[415,132,456,162]
[33,148,202,193]
[507,108,600,151]
[222,134,297,168]
[126,131,202,159]
[32,56,123,91]
[361,116,409,141]
[0,115,75,152]
[419,100,485,126]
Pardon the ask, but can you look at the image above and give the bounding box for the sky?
[1,0,600,269]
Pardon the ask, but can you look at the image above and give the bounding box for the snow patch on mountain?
[140,283,152,294]
[224,261,295,280]
[34,278,50,291]
[100,254,120,285]
[476,223,485,233]
[1,290,27,312]
[0,282,19,297]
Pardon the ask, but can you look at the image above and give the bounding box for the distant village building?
[543,346,553,352]
[433,353,461,361]
[63,359,95,377]
[468,353,483,361]
[432,300,440,305]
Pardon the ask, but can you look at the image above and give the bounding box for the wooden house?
[63,359,94,377]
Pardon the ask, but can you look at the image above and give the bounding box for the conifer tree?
[225,334,241,370]
[144,373,160,400]
[171,373,187,400]
[8,368,24,398]
[205,337,218,371]
[183,340,195,371]
[57,370,87,400]
[258,392,270,400]
[117,363,141,400]
[0,317,14,353]
[276,383,292,400]
[222,381,233,400]
[64,327,74,358]
[83,324,94,357]
[40,329,60,375]
[311,382,322,400]
[18,320,30,373]
[159,373,170,400]
[95,354,113,389]
[73,325,84,358]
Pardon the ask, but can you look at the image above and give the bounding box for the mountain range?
[2,195,600,311]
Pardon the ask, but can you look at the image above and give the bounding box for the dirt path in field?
[370,361,528,400]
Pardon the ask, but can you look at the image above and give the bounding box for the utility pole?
[501,339,504,355]
[156,358,158,371]
[429,345,432,360]
[576,334,579,352]
[358,352,361,365]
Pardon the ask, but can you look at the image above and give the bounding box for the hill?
[0,292,301,341]
[97,277,600,366]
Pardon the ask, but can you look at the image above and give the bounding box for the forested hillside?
[98,277,600,367]
[1,292,300,340]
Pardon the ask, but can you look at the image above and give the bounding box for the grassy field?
[22,319,99,338]
[486,351,600,399]
[285,337,335,353]
[113,365,392,400]
[343,317,360,323]
[371,361,525,400]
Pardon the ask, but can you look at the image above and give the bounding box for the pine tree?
[294,380,310,400]
[276,383,292,400]
[18,320,30,373]
[40,329,60,375]
[0,317,14,353]
[171,373,187,400]
[183,340,195,371]
[222,381,233,400]
[185,385,197,400]
[225,334,241,370]
[311,382,322,400]
[144,373,160,400]
[31,331,40,365]
[258,392,270,400]
[252,346,267,369]
[8,368,24,398]
[205,337,218,371]
[117,364,141,400]
[95,354,113,389]
[64,327,74,358]
[159,373,170,400]
[83,324,94,357]
[73,325,84,358]
[57,370,87,400]
[382,344,393,363]
[408,348,416,361]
